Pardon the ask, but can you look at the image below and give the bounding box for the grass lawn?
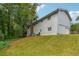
[0,35,79,56]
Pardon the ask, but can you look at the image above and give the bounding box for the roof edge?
[28,8,72,27]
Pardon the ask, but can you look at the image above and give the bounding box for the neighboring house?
[27,8,72,36]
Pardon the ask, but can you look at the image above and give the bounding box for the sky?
[37,3,79,23]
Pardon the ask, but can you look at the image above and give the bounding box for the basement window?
[48,27,52,31]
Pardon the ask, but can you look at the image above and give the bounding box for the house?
[27,8,72,36]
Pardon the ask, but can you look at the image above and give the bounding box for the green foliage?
[0,41,9,49]
[71,23,79,31]
[13,22,23,37]
[0,3,38,39]
[76,16,79,21]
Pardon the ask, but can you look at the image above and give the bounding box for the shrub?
[0,41,9,49]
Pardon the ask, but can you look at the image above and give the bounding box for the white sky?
[36,4,45,12]
[69,11,79,23]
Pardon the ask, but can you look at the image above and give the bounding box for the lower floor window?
[48,27,52,31]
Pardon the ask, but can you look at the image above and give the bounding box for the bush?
[0,41,9,49]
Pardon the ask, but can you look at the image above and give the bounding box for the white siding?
[57,11,70,34]
[33,13,58,36]
[27,10,70,36]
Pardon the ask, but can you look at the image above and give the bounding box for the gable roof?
[28,8,72,27]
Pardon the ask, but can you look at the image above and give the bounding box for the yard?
[0,35,79,56]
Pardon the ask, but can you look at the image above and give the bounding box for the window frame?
[48,27,52,31]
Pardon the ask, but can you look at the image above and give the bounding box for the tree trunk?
[30,20,33,36]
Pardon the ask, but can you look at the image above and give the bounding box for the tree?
[76,16,79,21]
[71,16,79,33]
[0,3,38,39]
[28,4,38,36]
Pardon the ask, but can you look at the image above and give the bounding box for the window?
[48,27,52,31]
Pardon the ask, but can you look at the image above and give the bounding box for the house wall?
[57,11,70,34]
[33,13,58,36]
[27,10,70,36]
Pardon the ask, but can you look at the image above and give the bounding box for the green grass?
[0,34,79,56]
